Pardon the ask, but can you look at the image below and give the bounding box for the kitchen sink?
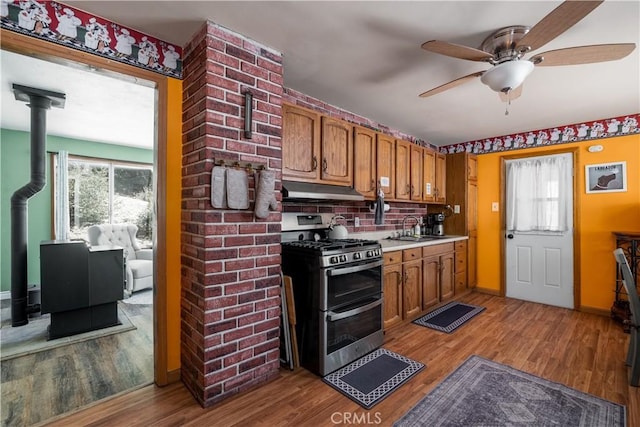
[386,235,448,242]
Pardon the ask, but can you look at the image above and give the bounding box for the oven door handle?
[326,259,383,276]
[327,298,383,322]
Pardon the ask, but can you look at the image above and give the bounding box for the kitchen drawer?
[455,271,467,295]
[384,251,402,265]
[422,242,454,258]
[403,248,422,262]
[455,240,467,252]
[455,251,467,273]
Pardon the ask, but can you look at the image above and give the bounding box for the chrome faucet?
[402,215,421,236]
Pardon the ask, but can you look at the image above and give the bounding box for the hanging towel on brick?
[211,165,227,208]
[254,169,277,218]
[226,168,250,209]
[374,188,385,225]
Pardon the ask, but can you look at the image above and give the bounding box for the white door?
[505,153,574,309]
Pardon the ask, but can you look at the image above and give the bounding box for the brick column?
[181,21,283,407]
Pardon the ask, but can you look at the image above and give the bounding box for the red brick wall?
[181,21,283,407]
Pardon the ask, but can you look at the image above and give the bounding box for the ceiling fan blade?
[531,43,636,66]
[498,85,523,102]
[421,40,493,62]
[516,1,604,52]
[419,72,484,98]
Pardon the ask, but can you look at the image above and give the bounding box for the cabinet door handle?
[312,156,318,171]
[322,158,328,172]
[406,184,410,195]
[403,272,408,284]
[370,179,376,192]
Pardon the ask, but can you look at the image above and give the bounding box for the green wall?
[0,129,153,293]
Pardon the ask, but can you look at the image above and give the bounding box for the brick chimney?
[181,21,283,406]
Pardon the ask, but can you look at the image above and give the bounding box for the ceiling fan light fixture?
[480,60,534,93]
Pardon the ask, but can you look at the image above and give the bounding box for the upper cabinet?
[410,144,423,201]
[354,126,377,199]
[376,134,395,200]
[282,104,352,186]
[321,117,353,186]
[282,104,321,182]
[395,139,411,201]
[422,149,436,203]
[434,152,447,204]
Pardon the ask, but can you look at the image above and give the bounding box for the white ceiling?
[1,50,156,149]
[6,1,640,147]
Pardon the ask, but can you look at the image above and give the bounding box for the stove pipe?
[11,84,65,327]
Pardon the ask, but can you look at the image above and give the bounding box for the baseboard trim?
[578,305,611,317]
[166,368,181,384]
[473,287,501,296]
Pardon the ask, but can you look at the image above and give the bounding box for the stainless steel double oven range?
[281,213,384,376]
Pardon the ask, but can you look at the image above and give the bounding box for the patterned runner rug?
[323,348,424,409]
[413,301,485,333]
[394,355,626,426]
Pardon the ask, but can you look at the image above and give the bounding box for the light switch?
[491,202,499,212]
[380,176,390,187]
[454,205,461,214]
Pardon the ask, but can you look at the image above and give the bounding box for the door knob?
[507,233,514,239]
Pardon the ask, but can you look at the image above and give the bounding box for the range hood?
[282,180,365,201]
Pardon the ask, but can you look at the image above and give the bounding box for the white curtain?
[506,154,571,232]
[54,150,70,240]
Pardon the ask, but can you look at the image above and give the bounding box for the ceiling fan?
[419,1,636,109]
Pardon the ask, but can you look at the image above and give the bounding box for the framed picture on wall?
[585,161,627,193]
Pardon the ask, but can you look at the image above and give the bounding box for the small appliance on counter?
[425,213,445,236]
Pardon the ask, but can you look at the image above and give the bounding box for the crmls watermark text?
[331,412,383,425]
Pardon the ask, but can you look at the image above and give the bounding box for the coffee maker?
[425,213,445,236]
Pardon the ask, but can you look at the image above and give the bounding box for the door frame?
[1,29,171,385]
[499,147,582,310]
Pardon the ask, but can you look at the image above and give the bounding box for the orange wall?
[166,78,182,371]
[477,134,640,311]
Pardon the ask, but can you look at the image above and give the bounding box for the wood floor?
[1,302,153,427]
[42,292,640,426]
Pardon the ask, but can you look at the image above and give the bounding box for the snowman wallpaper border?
[585,161,627,194]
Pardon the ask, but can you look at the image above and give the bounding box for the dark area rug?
[413,301,484,333]
[394,355,626,427]
[323,348,424,409]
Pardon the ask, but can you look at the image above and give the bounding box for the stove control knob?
[366,250,373,257]
[330,256,338,264]
[340,255,347,262]
[353,252,361,260]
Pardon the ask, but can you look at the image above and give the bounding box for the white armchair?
[87,223,153,295]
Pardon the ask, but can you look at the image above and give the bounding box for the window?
[65,157,153,244]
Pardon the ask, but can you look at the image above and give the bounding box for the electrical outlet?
[354,217,360,227]
[454,205,461,214]
[492,202,499,212]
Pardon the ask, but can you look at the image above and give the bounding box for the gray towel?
[210,166,227,208]
[226,168,250,209]
[374,189,384,225]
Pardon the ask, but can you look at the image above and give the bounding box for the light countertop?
[348,230,468,253]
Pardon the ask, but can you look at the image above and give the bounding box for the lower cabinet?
[454,240,468,295]
[383,242,458,329]
[423,243,454,309]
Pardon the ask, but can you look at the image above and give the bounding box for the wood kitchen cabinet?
[434,152,447,204]
[395,139,411,200]
[383,260,403,330]
[377,134,395,200]
[422,243,455,309]
[454,240,468,295]
[422,148,436,203]
[354,126,377,199]
[382,249,422,329]
[282,104,321,181]
[321,116,353,186]
[410,144,423,201]
[445,152,478,288]
[282,103,353,186]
